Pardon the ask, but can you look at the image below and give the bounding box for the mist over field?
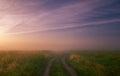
[0,0,120,51]
[0,0,120,76]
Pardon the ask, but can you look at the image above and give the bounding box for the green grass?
[79,51,120,76]
[0,51,52,76]
[50,57,70,76]
[67,51,120,76]
[0,51,119,76]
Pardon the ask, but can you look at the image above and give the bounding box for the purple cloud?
[0,0,120,50]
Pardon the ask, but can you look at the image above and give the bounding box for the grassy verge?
[67,51,120,76]
[0,51,52,76]
[79,51,120,76]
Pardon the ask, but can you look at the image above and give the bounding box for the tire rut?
[61,55,78,76]
[43,58,55,76]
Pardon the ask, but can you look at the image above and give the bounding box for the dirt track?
[43,55,78,76]
[61,55,78,76]
[43,58,55,76]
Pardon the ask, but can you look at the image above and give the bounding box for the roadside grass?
[67,53,106,76]
[0,51,119,76]
[67,51,120,76]
[79,51,120,76]
[50,57,70,76]
[0,51,52,76]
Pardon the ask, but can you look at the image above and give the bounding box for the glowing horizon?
[0,0,120,51]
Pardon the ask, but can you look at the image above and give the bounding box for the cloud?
[0,0,120,50]
[0,0,118,35]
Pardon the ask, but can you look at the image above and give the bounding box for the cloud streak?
[0,0,118,34]
[0,0,120,50]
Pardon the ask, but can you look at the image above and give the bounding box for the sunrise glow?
[0,0,120,51]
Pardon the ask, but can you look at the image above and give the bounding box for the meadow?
[0,51,119,76]
[67,51,120,76]
[0,51,52,76]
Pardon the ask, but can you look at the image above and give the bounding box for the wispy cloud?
[0,0,120,50]
[0,0,118,35]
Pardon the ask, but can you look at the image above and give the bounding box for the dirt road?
[43,58,55,76]
[61,55,78,76]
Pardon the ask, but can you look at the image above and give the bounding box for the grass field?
[0,51,119,76]
[0,51,52,76]
[67,51,120,76]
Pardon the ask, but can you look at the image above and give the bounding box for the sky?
[0,0,120,51]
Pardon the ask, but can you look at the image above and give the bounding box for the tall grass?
[0,51,52,76]
[67,54,106,76]
[79,51,120,76]
[67,51,120,76]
